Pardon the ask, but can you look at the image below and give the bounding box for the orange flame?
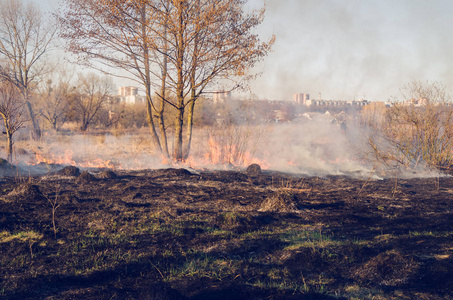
[30,150,117,169]
[195,136,269,169]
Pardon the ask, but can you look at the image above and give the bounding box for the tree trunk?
[184,94,196,159]
[172,3,185,162]
[26,101,41,140]
[146,95,163,155]
[157,18,170,160]
[80,122,88,132]
[173,101,184,161]
[141,3,163,158]
[157,110,169,160]
[156,92,169,160]
[6,129,13,162]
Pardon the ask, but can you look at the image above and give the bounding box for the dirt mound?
[259,189,299,212]
[97,170,117,179]
[201,170,249,183]
[0,158,17,176]
[421,257,453,291]
[353,250,419,286]
[245,163,262,176]
[56,166,81,177]
[76,171,96,183]
[0,158,9,166]
[8,182,44,200]
[215,212,255,232]
[154,168,195,177]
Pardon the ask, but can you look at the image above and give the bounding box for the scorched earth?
[0,164,452,299]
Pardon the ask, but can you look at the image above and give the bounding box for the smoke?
[252,114,372,177]
[3,117,369,177]
[9,130,168,175]
[1,116,443,179]
[248,0,453,101]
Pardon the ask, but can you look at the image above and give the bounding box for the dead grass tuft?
[353,250,419,286]
[259,188,299,213]
[215,212,253,231]
[8,182,43,200]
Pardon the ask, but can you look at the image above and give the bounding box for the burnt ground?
[0,166,452,299]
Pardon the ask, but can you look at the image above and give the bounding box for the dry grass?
[259,188,299,213]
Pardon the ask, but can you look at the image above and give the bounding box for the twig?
[149,260,165,280]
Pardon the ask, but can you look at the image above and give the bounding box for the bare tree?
[58,0,274,162]
[367,81,453,172]
[0,0,56,139]
[160,0,274,161]
[58,0,166,155]
[70,73,114,131]
[0,80,26,161]
[44,184,61,239]
[38,78,73,131]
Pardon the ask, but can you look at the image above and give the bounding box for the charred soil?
[0,168,452,299]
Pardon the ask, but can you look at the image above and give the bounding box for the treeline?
[0,0,274,162]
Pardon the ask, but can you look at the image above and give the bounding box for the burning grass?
[5,118,379,177]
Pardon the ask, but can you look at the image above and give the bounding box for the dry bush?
[366,81,453,172]
[259,189,298,213]
[115,103,147,129]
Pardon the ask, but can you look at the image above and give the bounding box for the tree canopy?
[59,0,274,161]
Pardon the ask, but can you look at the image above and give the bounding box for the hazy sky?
[248,0,453,101]
[36,0,453,101]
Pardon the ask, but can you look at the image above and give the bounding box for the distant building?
[118,86,138,97]
[293,93,309,104]
[348,99,370,106]
[404,97,428,106]
[118,86,145,104]
[296,96,370,107]
[213,91,232,103]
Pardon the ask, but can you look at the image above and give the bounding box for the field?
[0,164,452,299]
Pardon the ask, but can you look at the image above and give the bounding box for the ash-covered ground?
[0,164,452,299]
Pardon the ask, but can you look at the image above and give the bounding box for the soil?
[0,166,452,299]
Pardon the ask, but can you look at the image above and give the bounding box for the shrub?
[367,81,453,172]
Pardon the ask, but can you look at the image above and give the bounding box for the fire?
[33,150,76,165]
[192,136,269,169]
[28,136,269,171]
[30,149,117,169]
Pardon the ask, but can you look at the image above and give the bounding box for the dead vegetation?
[365,81,453,174]
[259,189,299,213]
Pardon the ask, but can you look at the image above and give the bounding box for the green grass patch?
[166,253,241,281]
[409,230,453,238]
[0,230,43,244]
